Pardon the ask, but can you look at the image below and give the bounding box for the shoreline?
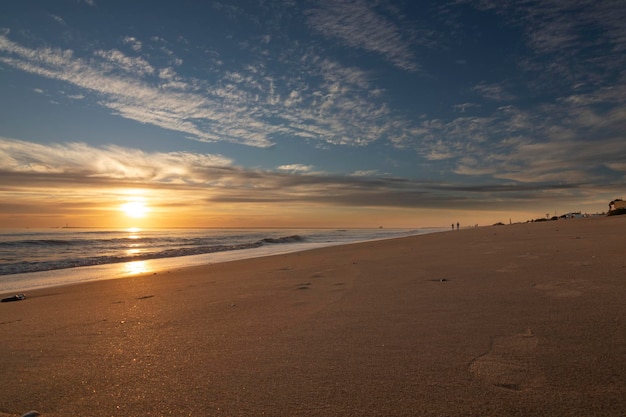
[0,240,345,295]
[0,228,445,295]
[1,216,624,416]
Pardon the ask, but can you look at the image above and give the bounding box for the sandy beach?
[1,216,625,416]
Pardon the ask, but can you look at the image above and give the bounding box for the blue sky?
[0,0,625,227]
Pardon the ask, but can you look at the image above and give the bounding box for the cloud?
[350,170,379,177]
[413,88,626,187]
[305,0,421,72]
[1,138,620,214]
[0,34,276,147]
[123,36,143,52]
[277,164,314,173]
[5,23,620,194]
[93,49,155,76]
[50,15,66,26]
[452,102,481,113]
[0,32,416,149]
[0,137,232,184]
[482,131,626,185]
[456,0,626,89]
[1,1,624,214]
[471,82,515,102]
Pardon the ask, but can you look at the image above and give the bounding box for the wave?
[258,235,304,244]
[0,234,307,276]
[0,239,75,247]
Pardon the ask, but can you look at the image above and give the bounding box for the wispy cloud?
[0,34,276,147]
[471,82,515,102]
[93,49,155,76]
[0,32,414,149]
[0,137,232,183]
[413,86,626,187]
[277,164,314,173]
[350,170,379,177]
[305,0,421,72]
[50,15,66,26]
[454,0,626,89]
[452,102,481,113]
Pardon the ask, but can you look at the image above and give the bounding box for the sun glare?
[123,261,150,275]
[121,201,149,218]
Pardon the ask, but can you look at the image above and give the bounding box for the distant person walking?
[456,222,459,230]
[452,223,454,231]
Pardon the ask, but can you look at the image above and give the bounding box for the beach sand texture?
[1,216,625,416]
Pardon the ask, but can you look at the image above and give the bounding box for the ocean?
[0,227,443,293]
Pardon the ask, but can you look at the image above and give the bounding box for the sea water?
[0,227,443,293]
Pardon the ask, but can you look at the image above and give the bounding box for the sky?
[1,0,625,228]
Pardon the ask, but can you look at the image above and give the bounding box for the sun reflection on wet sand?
[122,260,151,275]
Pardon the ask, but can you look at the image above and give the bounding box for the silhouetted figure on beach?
[452,223,454,231]
[456,222,459,230]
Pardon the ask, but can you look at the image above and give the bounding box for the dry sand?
[1,216,625,416]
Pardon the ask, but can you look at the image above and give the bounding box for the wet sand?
[1,216,625,416]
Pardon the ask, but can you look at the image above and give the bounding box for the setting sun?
[121,201,149,218]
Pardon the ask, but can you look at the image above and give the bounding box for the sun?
[121,201,149,218]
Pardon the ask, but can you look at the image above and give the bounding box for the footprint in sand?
[469,328,542,391]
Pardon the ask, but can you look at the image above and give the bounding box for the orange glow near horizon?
[0,183,614,230]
